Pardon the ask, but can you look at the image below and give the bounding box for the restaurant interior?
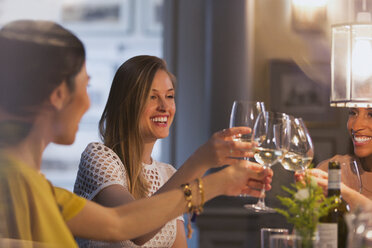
[2,0,372,247]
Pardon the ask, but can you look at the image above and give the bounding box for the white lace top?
[73,142,183,248]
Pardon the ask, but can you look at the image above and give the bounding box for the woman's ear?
[49,82,69,110]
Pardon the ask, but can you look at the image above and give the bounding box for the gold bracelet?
[181,183,193,212]
[196,177,205,214]
[181,183,194,238]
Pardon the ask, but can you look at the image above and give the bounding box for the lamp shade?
[331,23,372,107]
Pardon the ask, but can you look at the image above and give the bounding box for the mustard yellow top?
[0,152,86,247]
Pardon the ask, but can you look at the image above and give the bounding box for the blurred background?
[0,0,358,247]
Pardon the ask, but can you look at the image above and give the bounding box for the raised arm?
[158,127,255,191]
[67,159,272,241]
[88,127,266,245]
[305,168,372,210]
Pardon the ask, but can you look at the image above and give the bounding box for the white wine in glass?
[245,111,290,213]
[229,101,265,197]
[229,100,265,157]
[281,152,313,172]
[280,117,314,173]
[254,147,284,166]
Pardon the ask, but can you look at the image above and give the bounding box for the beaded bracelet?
[181,183,193,212]
[196,177,205,214]
[181,178,206,239]
[181,183,194,238]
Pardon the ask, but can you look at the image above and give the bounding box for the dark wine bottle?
[318,161,350,248]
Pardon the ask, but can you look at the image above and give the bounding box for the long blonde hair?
[99,55,176,199]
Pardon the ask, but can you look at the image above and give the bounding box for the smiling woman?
[140,69,176,145]
[348,108,372,159]
[73,56,183,247]
[316,107,372,202]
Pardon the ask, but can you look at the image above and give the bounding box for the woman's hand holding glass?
[192,126,256,170]
[245,111,290,212]
[298,168,371,210]
[219,159,274,197]
[295,168,357,200]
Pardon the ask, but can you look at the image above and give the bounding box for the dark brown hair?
[0,20,85,116]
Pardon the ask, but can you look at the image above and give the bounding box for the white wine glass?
[244,111,290,213]
[281,117,314,174]
[229,100,265,159]
[350,157,363,193]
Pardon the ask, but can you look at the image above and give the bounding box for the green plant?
[275,172,337,247]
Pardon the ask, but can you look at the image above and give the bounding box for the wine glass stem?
[256,165,269,208]
[256,187,266,208]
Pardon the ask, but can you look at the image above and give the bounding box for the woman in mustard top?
[0,20,273,247]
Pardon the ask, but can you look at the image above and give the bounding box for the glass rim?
[261,111,289,118]
[232,100,265,103]
[260,228,289,233]
[231,100,265,108]
[269,234,302,240]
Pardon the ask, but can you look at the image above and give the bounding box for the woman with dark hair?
[314,108,372,209]
[0,20,272,247]
[297,108,372,210]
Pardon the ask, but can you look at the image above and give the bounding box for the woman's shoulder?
[75,142,128,198]
[316,154,352,171]
[83,142,114,154]
[152,160,177,176]
[80,142,124,171]
[153,160,175,170]
[82,142,120,160]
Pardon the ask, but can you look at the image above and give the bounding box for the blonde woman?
[74,56,271,247]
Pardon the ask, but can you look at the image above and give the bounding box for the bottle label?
[318,223,337,248]
[328,169,341,189]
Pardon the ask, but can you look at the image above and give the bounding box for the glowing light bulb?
[292,0,327,8]
[352,39,372,82]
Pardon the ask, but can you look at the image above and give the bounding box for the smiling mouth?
[151,116,168,124]
[353,135,372,144]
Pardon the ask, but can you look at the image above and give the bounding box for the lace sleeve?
[162,162,177,179]
[73,142,128,200]
[167,165,185,223]
[155,162,184,223]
